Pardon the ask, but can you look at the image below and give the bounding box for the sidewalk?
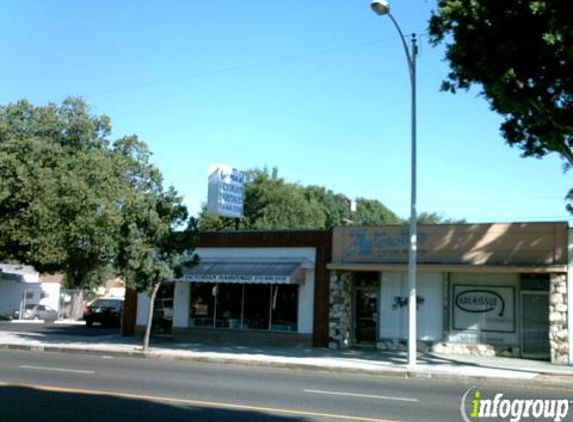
[1,325,573,388]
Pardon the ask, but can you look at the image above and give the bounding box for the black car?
[83,298,123,327]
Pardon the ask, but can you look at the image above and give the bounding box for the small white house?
[0,264,61,319]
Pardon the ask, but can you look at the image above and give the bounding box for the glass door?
[355,289,378,344]
[521,292,550,360]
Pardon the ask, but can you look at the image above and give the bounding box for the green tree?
[198,167,462,229]
[429,2,573,168]
[303,186,351,228]
[240,167,327,229]
[114,137,198,351]
[417,211,466,225]
[352,198,402,225]
[0,99,125,286]
[198,167,329,230]
[0,98,201,346]
[0,98,200,317]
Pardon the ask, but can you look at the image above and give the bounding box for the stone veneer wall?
[376,341,519,357]
[549,274,569,365]
[328,270,569,363]
[329,272,352,349]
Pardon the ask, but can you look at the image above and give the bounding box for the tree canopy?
[199,168,331,230]
[429,1,573,167]
[0,98,198,290]
[114,135,198,296]
[198,167,454,230]
[113,139,198,349]
[0,99,122,285]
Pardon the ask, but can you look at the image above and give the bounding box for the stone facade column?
[549,274,569,365]
[328,272,352,349]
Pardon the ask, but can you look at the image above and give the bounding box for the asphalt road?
[0,349,572,422]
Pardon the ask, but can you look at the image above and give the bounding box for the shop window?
[189,283,298,332]
[354,272,380,288]
[270,285,298,332]
[244,284,271,330]
[215,284,243,328]
[153,283,174,334]
[190,284,215,327]
[520,274,550,292]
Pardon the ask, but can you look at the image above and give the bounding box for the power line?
[82,37,400,98]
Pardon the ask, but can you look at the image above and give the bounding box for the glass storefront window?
[270,285,298,332]
[243,284,271,330]
[189,283,298,332]
[153,283,174,333]
[215,284,243,329]
[190,284,215,327]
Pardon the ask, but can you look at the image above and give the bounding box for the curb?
[0,343,147,359]
[1,342,572,389]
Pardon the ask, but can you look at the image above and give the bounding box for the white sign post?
[207,165,245,219]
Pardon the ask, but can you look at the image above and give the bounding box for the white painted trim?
[173,283,190,328]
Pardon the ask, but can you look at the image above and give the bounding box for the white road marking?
[19,365,95,375]
[304,389,419,402]
[0,382,404,422]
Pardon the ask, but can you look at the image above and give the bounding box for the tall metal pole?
[385,13,418,367]
[407,33,418,367]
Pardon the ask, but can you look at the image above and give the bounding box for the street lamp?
[370,0,419,367]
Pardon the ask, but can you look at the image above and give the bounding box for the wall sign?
[391,295,425,310]
[331,223,568,266]
[183,273,290,284]
[343,228,429,262]
[455,290,505,316]
[453,285,515,333]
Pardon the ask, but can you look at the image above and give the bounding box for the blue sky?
[2,0,571,224]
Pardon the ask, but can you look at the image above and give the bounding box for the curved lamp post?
[370,0,419,367]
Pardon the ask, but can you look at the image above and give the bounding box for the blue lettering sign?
[344,228,428,258]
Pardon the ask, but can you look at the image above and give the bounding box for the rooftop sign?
[207,165,245,218]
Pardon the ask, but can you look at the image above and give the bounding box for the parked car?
[13,304,58,322]
[83,298,123,327]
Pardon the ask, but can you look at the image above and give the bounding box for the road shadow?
[0,385,313,422]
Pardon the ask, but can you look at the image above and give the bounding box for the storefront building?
[327,222,571,364]
[135,230,332,347]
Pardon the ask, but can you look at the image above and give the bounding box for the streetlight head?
[370,0,390,16]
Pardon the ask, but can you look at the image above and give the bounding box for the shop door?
[355,289,378,344]
[521,292,550,360]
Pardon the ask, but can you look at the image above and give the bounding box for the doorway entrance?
[355,289,378,344]
[521,292,550,359]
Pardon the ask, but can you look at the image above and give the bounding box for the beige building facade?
[328,222,570,364]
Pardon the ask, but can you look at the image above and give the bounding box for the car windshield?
[91,299,121,309]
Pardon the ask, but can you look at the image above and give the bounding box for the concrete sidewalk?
[1,326,573,388]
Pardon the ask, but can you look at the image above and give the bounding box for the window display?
[189,282,297,332]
